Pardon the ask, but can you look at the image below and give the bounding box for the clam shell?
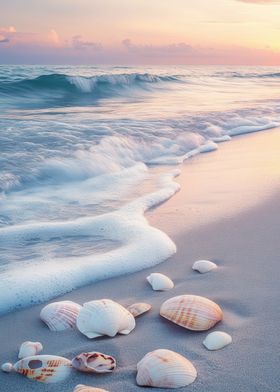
[40,300,81,331]
[147,273,174,291]
[160,295,223,331]
[74,385,109,392]
[18,341,43,359]
[72,352,116,373]
[192,260,217,274]
[136,349,197,388]
[203,331,232,350]
[14,355,72,383]
[1,362,13,373]
[76,299,135,339]
[126,302,151,317]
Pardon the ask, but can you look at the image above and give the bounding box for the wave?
[215,71,280,79]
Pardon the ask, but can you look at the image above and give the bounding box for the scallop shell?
[160,295,223,331]
[1,362,13,373]
[72,352,116,373]
[203,331,232,350]
[136,349,197,388]
[192,260,217,274]
[126,302,151,317]
[40,300,81,331]
[147,273,174,291]
[74,385,109,392]
[76,299,135,339]
[13,355,72,383]
[18,341,43,359]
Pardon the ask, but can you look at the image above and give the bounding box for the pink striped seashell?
[18,341,43,359]
[73,385,109,392]
[160,295,223,331]
[72,352,116,373]
[136,349,197,388]
[126,302,151,317]
[40,300,81,331]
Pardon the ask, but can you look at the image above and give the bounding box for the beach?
[0,127,279,392]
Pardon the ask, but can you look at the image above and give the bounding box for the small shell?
[147,273,174,291]
[14,355,72,383]
[18,341,43,359]
[160,295,223,331]
[192,260,217,274]
[1,362,13,373]
[40,300,81,331]
[203,331,232,350]
[74,385,109,392]
[72,352,116,373]
[76,299,135,339]
[126,303,151,317]
[136,349,197,388]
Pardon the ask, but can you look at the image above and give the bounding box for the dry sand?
[0,129,279,392]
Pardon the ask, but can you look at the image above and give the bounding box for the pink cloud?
[237,0,280,4]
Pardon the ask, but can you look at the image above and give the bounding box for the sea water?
[0,65,279,314]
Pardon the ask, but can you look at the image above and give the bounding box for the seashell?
[76,299,135,339]
[40,300,81,331]
[203,331,232,350]
[1,362,13,373]
[192,260,217,274]
[126,302,151,317]
[147,273,174,291]
[18,341,43,359]
[160,295,223,331]
[72,352,116,373]
[73,385,109,392]
[136,349,197,388]
[13,355,72,383]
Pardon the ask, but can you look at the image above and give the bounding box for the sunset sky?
[0,0,280,64]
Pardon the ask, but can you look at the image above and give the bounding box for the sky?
[0,0,280,65]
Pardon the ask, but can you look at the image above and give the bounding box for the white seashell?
[40,300,81,331]
[18,341,43,359]
[13,355,72,383]
[147,273,174,291]
[192,260,217,274]
[160,295,223,331]
[136,349,197,388]
[76,299,135,339]
[126,302,151,317]
[73,385,109,392]
[203,331,232,350]
[72,352,116,373]
[1,362,13,373]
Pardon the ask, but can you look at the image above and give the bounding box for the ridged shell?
[74,385,109,392]
[72,352,116,373]
[147,273,174,291]
[1,362,13,373]
[76,299,135,339]
[160,295,223,331]
[40,301,81,331]
[192,260,217,274]
[126,303,151,317]
[18,341,43,359]
[136,349,197,388]
[203,331,232,350]
[13,355,72,383]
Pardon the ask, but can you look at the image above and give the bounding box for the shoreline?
[0,128,279,391]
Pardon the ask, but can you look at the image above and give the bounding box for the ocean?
[0,65,279,315]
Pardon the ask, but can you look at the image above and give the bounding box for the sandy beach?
[0,128,279,392]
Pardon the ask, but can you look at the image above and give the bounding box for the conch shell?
[1,362,13,373]
[76,299,135,339]
[136,349,197,388]
[18,341,43,359]
[192,260,217,274]
[73,385,109,392]
[40,300,81,331]
[203,331,232,350]
[147,273,174,291]
[126,302,151,317]
[13,355,72,383]
[160,295,223,331]
[72,352,116,373]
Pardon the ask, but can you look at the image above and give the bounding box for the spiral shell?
[13,355,72,383]
[136,349,197,388]
[203,331,232,350]
[1,362,13,373]
[192,260,217,274]
[147,273,174,291]
[160,295,223,331]
[40,300,81,331]
[18,341,43,359]
[73,385,109,392]
[126,302,151,317]
[72,352,116,373]
[76,299,135,339]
